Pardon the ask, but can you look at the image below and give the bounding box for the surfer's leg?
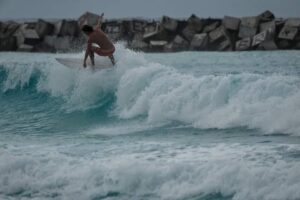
[109,55,115,66]
[89,47,96,66]
[92,47,116,65]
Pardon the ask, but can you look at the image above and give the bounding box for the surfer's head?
[81,25,94,35]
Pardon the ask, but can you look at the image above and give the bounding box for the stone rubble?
[0,10,300,52]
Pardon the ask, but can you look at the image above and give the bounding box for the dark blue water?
[0,46,300,200]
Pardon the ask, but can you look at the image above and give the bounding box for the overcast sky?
[0,0,299,19]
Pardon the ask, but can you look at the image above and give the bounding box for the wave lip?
[1,48,300,135]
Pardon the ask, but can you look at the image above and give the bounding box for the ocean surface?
[0,44,300,200]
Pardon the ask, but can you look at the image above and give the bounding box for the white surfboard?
[56,58,113,70]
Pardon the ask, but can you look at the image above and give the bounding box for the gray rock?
[190,33,208,50]
[161,16,178,32]
[0,36,17,51]
[258,10,275,22]
[277,40,292,49]
[258,40,278,50]
[14,25,40,47]
[222,16,240,31]
[285,18,300,27]
[43,35,73,51]
[278,26,298,40]
[236,37,252,51]
[238,17,259,38]
[259,21,276,34]
[143,29,169,43]
[165,35,189,51]
[181,15,205,41]
[203,21,220,33]
[295,42,300,50]
[129,33,148,50]
[131,20,146,32]
[187,15,205,32]
[144,22,158,34]
[217,39,232,51]
[35,19,54,38]
[59,20,80,37]
[149,40,168,51]
[105,21,123,40]
[209,26,226,43]
[0,21,20,38]
[150,40,168,46]
[17,44,34,52]
[252,30,271,47]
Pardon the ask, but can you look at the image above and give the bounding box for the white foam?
[1,47,300,135]
[0,143,300,200]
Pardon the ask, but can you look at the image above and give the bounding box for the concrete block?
[222,16,240,31]
[238,17,259,38]
[277,40,292,49]
[144,22,158,34]
[203,21,220,33]
[190,33,208,50]
[59,20,80,37]
[259,21,276,34]
[181,26,196,42]
[105,21,123,40]
[295,42,300,50]
[278,26,298,40]
[0,21,20,38]
[285,18,300,27]
[143,29,169,43]
[44,35,72,51]
[130,39,148,50]
[165,35,189,51]
[17,44,34,52]
[173,35,189,46]
[209,26,226,43]
[15,27,40,47]
[181,15,205,41]
[78,11,100,27]
[161,16,178,32]
[252,31,272,47]
[0,36,17,51]
[129,33,148,50]
[258,40,278,50]
[217,39,232,51]
[150,40,168,46]
[132,20,146,32]
[258,10,275,22]
[186,14,205,32]
[149,40,168,52]
[35,19,54,38]
[236,37,252,51]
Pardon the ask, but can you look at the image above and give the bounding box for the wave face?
[1,47,300,135]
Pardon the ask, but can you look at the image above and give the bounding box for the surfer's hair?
[81,25,94,33]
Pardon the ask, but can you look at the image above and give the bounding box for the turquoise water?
[1,45,300,200]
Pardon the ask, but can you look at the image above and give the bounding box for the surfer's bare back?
[81,14,115,67]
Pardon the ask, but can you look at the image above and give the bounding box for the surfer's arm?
[95,13,104,30]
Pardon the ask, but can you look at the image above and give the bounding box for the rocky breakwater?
[0,10,300,52]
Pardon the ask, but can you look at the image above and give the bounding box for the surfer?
[81,14,115,67]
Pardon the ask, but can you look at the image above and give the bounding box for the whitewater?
[0,44,300,200]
